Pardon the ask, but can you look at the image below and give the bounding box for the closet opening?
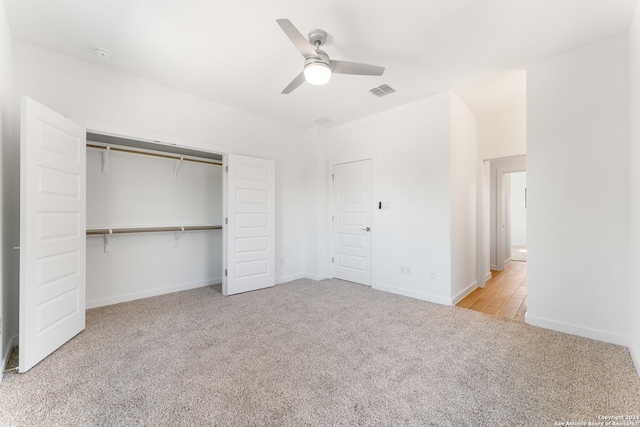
[85,132,225,309]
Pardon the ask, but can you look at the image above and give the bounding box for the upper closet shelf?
[87,142,222,167]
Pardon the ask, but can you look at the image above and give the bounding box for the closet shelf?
[87,143,223,166]
[86,225,222,236]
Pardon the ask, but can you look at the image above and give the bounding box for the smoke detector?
[93,47,112,59]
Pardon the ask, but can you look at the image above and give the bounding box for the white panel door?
[224,154,275,296]
[333,160,372,285]
[20,96,86,373]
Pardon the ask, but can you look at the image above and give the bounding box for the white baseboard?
[630,335,640,379]
[275,273,306,285]
[452,281,478,305]
[373,283,451,306]
[490,264,497,271]
[304,274,331,282]
[525,313,630,347]
[484,272,492,282]
[86,277,222,309]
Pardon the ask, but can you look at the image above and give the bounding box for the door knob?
[361,227,371,232]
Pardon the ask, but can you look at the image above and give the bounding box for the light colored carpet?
[512,245,527,262]
[1,279,638,426]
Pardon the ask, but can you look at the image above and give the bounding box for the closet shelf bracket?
[103,229,113,253]
[173,157,184,181]
[102,146,110,174]
[174,226,185,247]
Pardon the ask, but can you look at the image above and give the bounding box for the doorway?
[457,157,527,321]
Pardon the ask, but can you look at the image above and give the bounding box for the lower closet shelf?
[86,225,222,235]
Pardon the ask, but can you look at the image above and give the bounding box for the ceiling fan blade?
[331,60,385,76]
[276,19,318,59]
[281,72,306,94]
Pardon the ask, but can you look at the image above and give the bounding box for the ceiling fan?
[276,19,385,94]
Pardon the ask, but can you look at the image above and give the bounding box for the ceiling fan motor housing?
[304,50,331,68]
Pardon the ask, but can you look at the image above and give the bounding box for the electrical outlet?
[430,269,437,280]
[400,266,406,274]
[406,266,412,275]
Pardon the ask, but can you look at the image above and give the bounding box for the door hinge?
[225,166,228,173]
[225,218,228,225]
[331,257,334,263]
[225,269,228,277]
[331,174,334,181]
[331,216,334,222]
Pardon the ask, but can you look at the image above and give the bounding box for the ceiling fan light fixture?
[304,62,331,85]
[277,19,384,94]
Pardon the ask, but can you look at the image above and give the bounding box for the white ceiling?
[4,0,637,128]
[454,70,526,117]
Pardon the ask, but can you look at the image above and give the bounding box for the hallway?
[456,261,527,321]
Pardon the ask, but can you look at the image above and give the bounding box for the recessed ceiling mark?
[314,116,333,124]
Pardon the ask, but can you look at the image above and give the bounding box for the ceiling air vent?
[314,116,333,124]
[369,84,396,97]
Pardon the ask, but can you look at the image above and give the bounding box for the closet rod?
[86,143,223,166]
[86,225,222,236]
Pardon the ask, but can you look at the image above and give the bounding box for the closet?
[84,133,224,309]
[19,96,275,373]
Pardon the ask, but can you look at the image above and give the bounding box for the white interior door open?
[224,154,275,296]
[20,96,87,373]
[333,160,372,285]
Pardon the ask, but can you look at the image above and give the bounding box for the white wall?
[477,105,527,160]
[7,41,308,343]
[302,125,330,281]
[509,172,527,246]
[85,147,223,308]
[527,36,630,345]
[327,93,454,305]
[629,3,640,376]
[0,0,13,372]
[449,94,477,302]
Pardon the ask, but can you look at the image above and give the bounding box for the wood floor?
[456,261,527,321]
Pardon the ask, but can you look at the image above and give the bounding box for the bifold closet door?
[224,154,275,296]
[19,96,87,373]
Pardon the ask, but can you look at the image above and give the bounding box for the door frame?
[496,168,526,270]
[477,159,491,288]
[478,155,526,278]
[328,154,378,287]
